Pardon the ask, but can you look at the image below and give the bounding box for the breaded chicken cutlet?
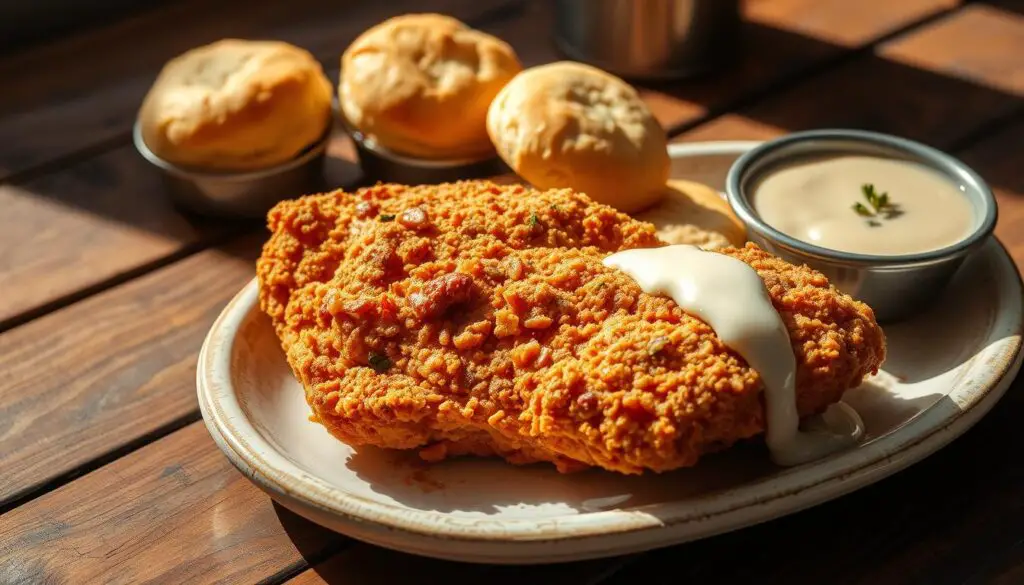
[257,181,886,474]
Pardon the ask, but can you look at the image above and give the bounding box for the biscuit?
[340,14,522,159]
[486,61,670,213]
[139,39,333,171]
[634,179,747,249]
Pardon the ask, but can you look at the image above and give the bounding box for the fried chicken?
[257,181,885,474]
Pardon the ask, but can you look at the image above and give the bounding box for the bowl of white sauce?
[725,129,997,323]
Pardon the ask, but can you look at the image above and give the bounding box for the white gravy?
[752,155,974,255]
[603,245,863,466]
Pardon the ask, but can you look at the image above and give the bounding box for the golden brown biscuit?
[340,14,522,159]
[486,61,670,213]
[139,39,333,171]
[633,179,747,250]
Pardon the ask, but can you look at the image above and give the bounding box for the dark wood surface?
[1,1,1023,583]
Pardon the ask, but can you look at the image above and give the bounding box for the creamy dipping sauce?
[752,155,974,255]
[603,245,863,466]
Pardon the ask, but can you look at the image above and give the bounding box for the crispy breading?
[257,181,885,474]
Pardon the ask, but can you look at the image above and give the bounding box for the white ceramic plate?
[198,142,1023,564]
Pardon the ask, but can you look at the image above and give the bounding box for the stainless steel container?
[553,0,742,80]
[725,129,998,323]
[133,120,330,219]
[339,114,508,185]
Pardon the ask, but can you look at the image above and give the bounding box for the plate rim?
[197,141,1024,559]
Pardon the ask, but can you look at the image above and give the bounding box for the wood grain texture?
[0,145,230,325]
[0,422,349,585]
[645,0,961,132]
[0,237,260,506]
[678,4,1024,148]
[879,4,1024,97]
[0,0,518,181]
[4,1,1024,584]
[746,0,960,47]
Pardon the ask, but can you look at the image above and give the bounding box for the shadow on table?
[294,539,631,585]
[273,501,352,574]
[981,0,1024,17]
[341,437,785,516]
[2,128,363,263]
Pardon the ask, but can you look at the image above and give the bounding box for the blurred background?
[0,0,171,51]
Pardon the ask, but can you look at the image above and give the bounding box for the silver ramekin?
[338,112,508,185]
[132,119,331,219]
[725,129,998,323]
[553,0,742,80]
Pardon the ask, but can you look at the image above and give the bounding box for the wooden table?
[2,0,1023,583]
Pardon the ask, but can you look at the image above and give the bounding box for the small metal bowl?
[132,120,330,219]
[553,0,742,81]
[725,129,998,323]
[338,113,508,185]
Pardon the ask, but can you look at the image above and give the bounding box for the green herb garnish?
[852,184,896,221]
[865,184,890,210]
[368,352,393,373]
[527,213,539,227]
[379,214,396,222]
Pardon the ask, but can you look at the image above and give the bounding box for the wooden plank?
[0,64,364,326]
[678,54,1016,149]
[879,3,1024,97]
[958,118,1024,263]
[2,3,1015,581]
[0,0,517,180]
[0,0,335,178]
[0,422,349,584]
[746,0,960,47]
[678,4,1024,149]
[0,236,260,506]
[647,0,958,132]
[0,0,333,108]
[0,145,230,325]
